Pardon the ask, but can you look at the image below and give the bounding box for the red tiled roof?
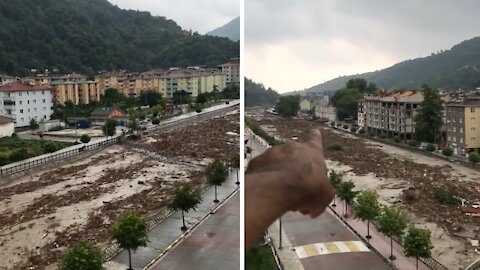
[0,115,14,124]
[0,81,50,92]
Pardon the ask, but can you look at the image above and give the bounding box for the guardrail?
[0,137,119,178]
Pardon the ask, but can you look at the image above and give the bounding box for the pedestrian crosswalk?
[294,241,370,259]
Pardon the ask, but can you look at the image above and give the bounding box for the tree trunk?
[128,249,132,270]
[416,257,419,270]
[214,185,219,203]
[344,202,348,217]
[182,209,186,230]
[366,220,371,239]
[236,169,239,185]
[389,237,396,260]
[332,195,336,207]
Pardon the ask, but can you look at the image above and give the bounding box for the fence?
[0,137,119,178]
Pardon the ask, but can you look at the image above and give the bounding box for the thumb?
[306,129,323,150]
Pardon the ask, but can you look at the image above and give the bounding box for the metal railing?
[0,137,119,178]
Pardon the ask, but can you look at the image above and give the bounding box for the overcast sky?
[108,0,239,34]
[246,0,480,93]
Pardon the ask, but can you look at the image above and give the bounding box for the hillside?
[207,17,240,42]
[0,0,239,76]
[245,78,280,107]
[301,36,480,94]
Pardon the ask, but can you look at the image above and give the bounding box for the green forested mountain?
[0,0,239,76]
[245,78,279,107]
[301,36,480,94]
[207,17,240,42]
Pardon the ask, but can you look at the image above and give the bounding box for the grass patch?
[0,136,72,166]
[245,117,281,146]
[433,187,461,205]
[245,245,278,270]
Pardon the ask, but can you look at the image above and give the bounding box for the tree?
[169,185,202,231]
[152,118,160,125]
[329,170,343,207]
[442,147,453,156]
[376,206,408,260]
[101,88,125,107]
[230,154,240,185]
[43,141,59,153]
[80,134,91,144]
[415,84,443,143]
[9,148,29,162]
[30,118,39,130]
[103,119,117,137]
[205,160,228,203]
[337,180,358,217]
[139,90,164,107]
[172,90,191,105]
[353,190,381,239]
[61,240,104,270]
[111,211,149,270]
[331,88,363,120]
[274,95,300,118]
[196,93,208,104]
[223,84,240,99]
[128,119,138,133]
[404,226,433,270]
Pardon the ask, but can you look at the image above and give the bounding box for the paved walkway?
[150,192,239,270]
[335,200,430,270]
[104,170,240,270]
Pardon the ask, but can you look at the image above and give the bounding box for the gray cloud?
[246,0,480,92]
[108,0,239,34]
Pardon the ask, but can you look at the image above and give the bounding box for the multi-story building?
[219,58,240,85]
[358,91,423,139]
[0,81,53,127]
[446,93,480,156]
[25,73,87,87]
[0,74,16,86]
[51,80,101,105]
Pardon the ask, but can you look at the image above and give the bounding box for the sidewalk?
[104,170,240,270]
[335,199,430,270]
[268,219,304,270]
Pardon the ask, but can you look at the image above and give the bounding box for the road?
[246,131,393,270]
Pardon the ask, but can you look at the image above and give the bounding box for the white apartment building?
[0,81,53,127]
[219,58,240,85]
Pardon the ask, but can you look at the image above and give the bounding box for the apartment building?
[358,91,423,139]
[51,80,101,105]
[0,81,53,127]
[25,73,87,87]
[446,93,480,156]
[0,74,16,86]
[219,58,240,85]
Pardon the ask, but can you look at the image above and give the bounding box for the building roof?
[91,107,122,117]
[364,90,423,103]
[446,91,480,107]
[0,81,51,92]
[0,115,14,124]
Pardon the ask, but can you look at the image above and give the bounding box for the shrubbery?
[343,125,348,129]
[358,128,365,134]
[9,148,29,162]
[442,147,453,156]
[433,187,460,205]
[409,140,418,147]
[469,151,480,163]
[80,134,91,144]
[378,134,387,139]
[152,118,160,125]
[426,144,436,152]
[43,141,59,153]
[0,153,8,166]
[350,127,358,133]
[245,117,280,146]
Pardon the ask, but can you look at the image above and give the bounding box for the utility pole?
[279,217,283,249]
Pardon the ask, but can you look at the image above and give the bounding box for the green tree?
[442,147,453,156]
[414,84,443,143]
[329,170,343,207]
[205,160,228,203]
[196,93,208,104]
[172,90,192,105]
[0,153,8,166]
[337,180,358,217]
[43,141,59,153]
[274,95,300,118]
[30,118,39,130]
[9,148,29,162]
[139,90,164,107]
[169,186,202,231]
[111,211,148,270]
[376,207,408,260]
[101,88,125,107]
[128,119,138,133]
[230,154,241,185]
[152,118,160,125]
[404,226,433,270]
[223,84,240,99]
[61,240,104,270]
[331,88,363,120]
[80,134,91,144]
[353,190,381,239]
[103,119,117,137]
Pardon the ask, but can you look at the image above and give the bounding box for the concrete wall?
[0,122,14,137]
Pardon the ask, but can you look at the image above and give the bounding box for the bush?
[350,127,358,133]
[152,118,160,125]
[469,151,480,163]
[9,148,29,162]
[433,187,460,205]
[196,109,202,113]
[408,140,418,147]
[80,134,91,144]
[330,121,336,127]
[368,132,375,137]
[343,125,348,129]
[326,142,343,151]
[226,101,230,105]
[442,147,453,157]
[43,141,59,153]
[0,153,8,166]
[378,134,387,139]
[11,133,17,138]
[393,136,400,143]
[426,144,436,152]
[358,128,365,134]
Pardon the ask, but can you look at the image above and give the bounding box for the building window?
[21,117,24,122]
[460,128,463,133]
[34,108,37,112]
[33,100,37,104]
[27,100,30,104]
[447,135,451,141]
[472,137,476,143]
[472,127,476,133]
[453,117,456,123]
[43,99,46,103]
[42,91,45,95]
[472,108,476,113]
[19,92,22,96]
[453,127,456,132]
[453,137,456,142]
[460,138,463,143]
[460,118,463,123]
[472,117,476,121]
